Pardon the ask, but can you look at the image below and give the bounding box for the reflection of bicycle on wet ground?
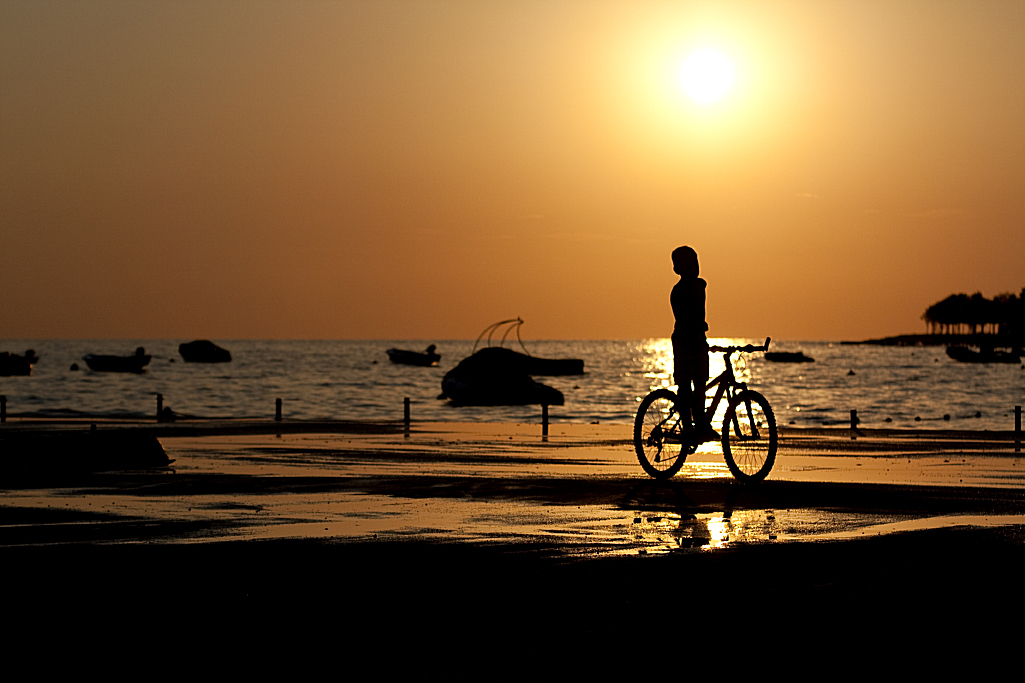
[634,338,777,483]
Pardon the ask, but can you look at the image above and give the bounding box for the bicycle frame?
[693,338,770,436]
[700,356,740,429]
[656,352,740,449]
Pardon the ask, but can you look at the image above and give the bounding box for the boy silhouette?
[671,246,717,442]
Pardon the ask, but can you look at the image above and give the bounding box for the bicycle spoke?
[722,390,777,483]
[634,390,687,478]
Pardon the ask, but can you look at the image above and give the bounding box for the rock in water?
[179,340,232,363]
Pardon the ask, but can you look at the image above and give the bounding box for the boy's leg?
[694,348,718,442]
[672,339,694,434]
[674,342,707,437]
[677,380,694,435]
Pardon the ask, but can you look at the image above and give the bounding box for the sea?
[1,339,1023,431]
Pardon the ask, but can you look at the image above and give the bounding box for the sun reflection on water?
[635,337,763,436]
[620,477,780,554]
[624,507,780,554]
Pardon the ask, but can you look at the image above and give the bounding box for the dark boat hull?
[83,354,151,373]
[387,349,441,366]
[521,356,584,376]
[441,374,564,406]
[440,347,565,406]
[764,352,814,363]
[179,340,232,363]
[0,352,36,377]
[946,346,1021,364]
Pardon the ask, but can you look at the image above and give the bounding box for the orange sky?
[2,1,1022,340]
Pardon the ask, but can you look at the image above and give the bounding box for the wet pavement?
[4,421,1024,555]
[6,420,1025,667]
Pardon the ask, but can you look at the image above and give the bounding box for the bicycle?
[634,338,777,483]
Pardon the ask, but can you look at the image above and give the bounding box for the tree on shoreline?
[922,289,1024,337]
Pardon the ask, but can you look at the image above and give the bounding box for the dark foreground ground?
[3,421,1025,671]
[7,528,1025,673]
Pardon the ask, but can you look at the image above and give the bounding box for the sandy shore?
[3,419,1025,663]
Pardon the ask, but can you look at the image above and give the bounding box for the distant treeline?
[922,288,1025,336]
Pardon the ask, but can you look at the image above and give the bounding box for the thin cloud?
[907,208,972,219]
[550,232,617,242]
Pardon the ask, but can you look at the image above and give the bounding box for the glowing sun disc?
[678,49,736,104]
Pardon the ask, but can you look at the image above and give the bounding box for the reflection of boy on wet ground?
[671,246,717,442]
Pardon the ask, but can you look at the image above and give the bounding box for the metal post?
[1,395,5,423]
[1016,406,1021,453]
[156,393,163,422]
[275,398,282,422]
[542,404,549,437]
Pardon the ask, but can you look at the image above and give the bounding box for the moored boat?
[520,355,585,376]
[83,347,151,373]
[179,340,232,363]
[387,345,441,367]
[764,351,814,363]
[439,347,564,406]
[468,318,584,376]
[0,350,38,377]
[945,345,1021,364]
[438,319,578,406]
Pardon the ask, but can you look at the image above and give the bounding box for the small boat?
[0,350,38,377]
[83,347,151,373]
[438,319,578,406]
[179,340,232,363]
[946,345,1021,364]
[440,347,564,406]
[764,351,814,363]
[520,355,584,376]
[387,345,441,367]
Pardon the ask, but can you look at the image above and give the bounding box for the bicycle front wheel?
[634,389,688,479]
[722,390,777,483]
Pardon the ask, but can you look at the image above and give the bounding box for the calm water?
[1,339,1022,431]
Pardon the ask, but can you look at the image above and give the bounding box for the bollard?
[542,404,549,437]
[404,397,411,433]
[1016,406,1021,453]
[1,395,5,423]
[156,394,163,422]
[275,398,282,422]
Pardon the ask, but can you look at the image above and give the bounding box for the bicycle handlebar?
[708,337,771,355]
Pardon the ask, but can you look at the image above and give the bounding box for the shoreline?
[842,331,1023,346]
[1,415,1020,439]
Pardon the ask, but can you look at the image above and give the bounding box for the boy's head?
[672,246,699,278]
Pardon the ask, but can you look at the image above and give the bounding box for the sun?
[678,49,736,105]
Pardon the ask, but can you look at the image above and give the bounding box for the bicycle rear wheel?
[634,389,689,479]
[721,390,777,483]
